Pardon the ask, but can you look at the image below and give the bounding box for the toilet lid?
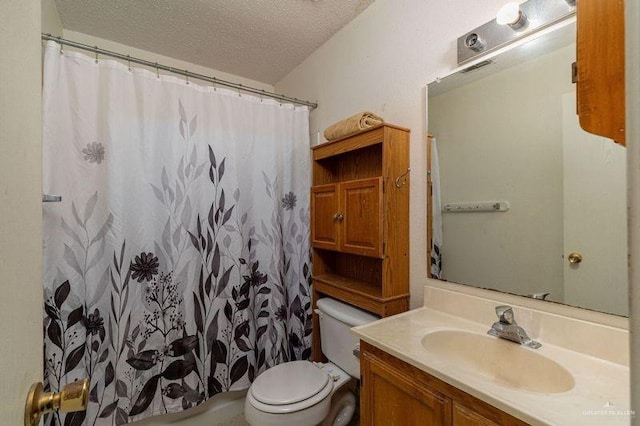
[250,361,331,406]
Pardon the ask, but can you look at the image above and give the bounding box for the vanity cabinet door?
[576,0,625,145]
[360,342,529,426]
[361,351,452,425]
[311,178,383,256]
[453,402,499,426]
[311,184,340,251]
[340,177,383,258]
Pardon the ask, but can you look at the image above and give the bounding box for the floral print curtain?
[41,41,312,425]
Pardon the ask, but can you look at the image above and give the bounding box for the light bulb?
[496,2,528,30]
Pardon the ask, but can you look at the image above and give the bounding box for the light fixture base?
[457,0,575,64]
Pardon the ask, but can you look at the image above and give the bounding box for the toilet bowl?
[244,298,378,426]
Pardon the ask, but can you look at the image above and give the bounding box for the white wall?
[627,0,640,420]
[0,1,43,423]
[42,0,62,36]
[58,31,274,93]
[275,0,513,307]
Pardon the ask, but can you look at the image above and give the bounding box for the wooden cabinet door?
[340,177,383,258]
[576,0,625,145]
[453,402,499,426]
[311,184,340,251]
[361,352,452,426]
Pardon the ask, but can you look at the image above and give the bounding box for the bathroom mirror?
[427,20,628,316]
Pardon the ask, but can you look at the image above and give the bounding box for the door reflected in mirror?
[427,20,628,316]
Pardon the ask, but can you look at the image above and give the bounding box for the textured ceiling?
[54,0,374,84]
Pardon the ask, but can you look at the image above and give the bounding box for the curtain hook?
[127,54,131,71]
[260,89,265,102]
[238,83,243,97]
[94,46,99,64]
[212,77,218,91]
[59,41,63,54]
[185,70,189,85]
[155,62,159,79]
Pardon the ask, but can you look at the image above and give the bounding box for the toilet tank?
[315,298,379,377]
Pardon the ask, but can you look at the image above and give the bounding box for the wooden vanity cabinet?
[359,342,528,426]
[311,124,410,361]
[576,0,625,145]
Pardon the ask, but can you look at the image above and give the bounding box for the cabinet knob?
[333,213,344,221]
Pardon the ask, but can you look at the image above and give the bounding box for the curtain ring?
[185,70,189,85]
[260,89,265,102]
[212,77,218,91]
[127,54,131,71]
[238,83,243,97]
[155,62,159,79]
[94,46,99,64]
[59,42,63,54]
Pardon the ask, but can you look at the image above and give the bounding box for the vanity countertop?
[351,286,631,425]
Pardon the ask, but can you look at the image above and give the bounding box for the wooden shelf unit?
[311,124,410,361]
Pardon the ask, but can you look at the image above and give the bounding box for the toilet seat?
[248,361,334,414]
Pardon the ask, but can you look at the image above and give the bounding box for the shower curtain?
[41,41,312,425]
[430,138,443,278]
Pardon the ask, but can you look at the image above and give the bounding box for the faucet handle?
[495,305,516,325]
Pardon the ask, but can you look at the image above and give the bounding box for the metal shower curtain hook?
[185,70,189,85]
[127,54,131,71]
[94,46,99,63]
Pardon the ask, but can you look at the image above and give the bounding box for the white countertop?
[351,285,631,425]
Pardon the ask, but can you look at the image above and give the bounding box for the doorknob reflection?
[24,378,89,426]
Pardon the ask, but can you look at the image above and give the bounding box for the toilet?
[244,297,378,426]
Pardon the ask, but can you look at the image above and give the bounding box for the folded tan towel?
[323,111,384,141]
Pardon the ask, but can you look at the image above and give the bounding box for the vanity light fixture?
[457,0,576,64]
[496,2,529,30]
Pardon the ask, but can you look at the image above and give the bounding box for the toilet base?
[244,394,331,426]
[244,362,358,426]
[321,386,356,426]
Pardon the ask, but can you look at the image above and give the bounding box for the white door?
[0,1,44,423]
[562,92,628,316]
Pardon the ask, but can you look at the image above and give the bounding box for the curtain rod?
[41,33,318,110]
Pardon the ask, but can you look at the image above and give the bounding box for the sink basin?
[421,330,575,394]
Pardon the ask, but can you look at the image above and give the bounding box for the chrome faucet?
[487,305,541,349]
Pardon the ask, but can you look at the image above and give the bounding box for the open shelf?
[313,273,408,317]
[314,273,382,299]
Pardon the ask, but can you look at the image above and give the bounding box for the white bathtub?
[132,390,247,425]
